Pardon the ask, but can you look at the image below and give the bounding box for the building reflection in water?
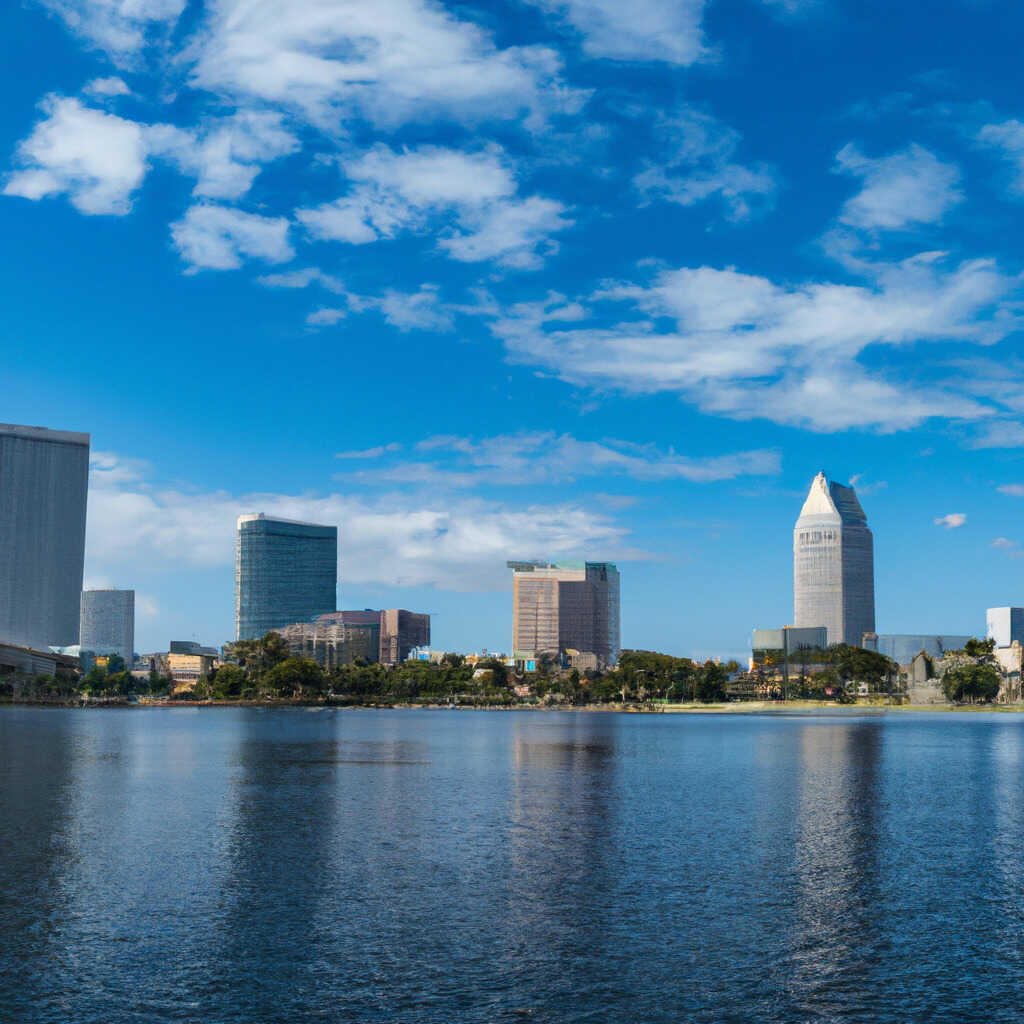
[498,714,619,1013]
[782,718,884,1017]
[0,709,80,1021]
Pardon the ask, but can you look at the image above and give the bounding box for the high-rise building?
[235,513,338,640]
[793,472,875,647]
[508,560,620,668]
[0,423,90,651]
[80,589,134,665]
[987,607,1024,649]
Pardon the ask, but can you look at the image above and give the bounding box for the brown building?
[508,561,620,669]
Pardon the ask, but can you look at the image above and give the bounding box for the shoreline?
[3,698,1024,713]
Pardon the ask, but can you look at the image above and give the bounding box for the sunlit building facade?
[235,514,338,640]
[793,473,875,647]
[508,560,620,668]
[0,423,90,651]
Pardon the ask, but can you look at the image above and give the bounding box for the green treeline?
[0,634,1006,707]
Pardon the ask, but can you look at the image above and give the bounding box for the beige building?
[508,560,620,669]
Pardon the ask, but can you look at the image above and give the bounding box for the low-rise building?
[862,632,972,666]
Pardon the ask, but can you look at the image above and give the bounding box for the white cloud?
[835,143,963,230]
[187,0,584,130]
[969,421,1024,448]
[37,0,186,61]
[148,111,299,200]
[992,537,1024,559]
[306,308,346,326]
[170,204,294,271]
[340,431,782,486]
[335,443,403,460]
[998,484,1024,497]
[257,267,345,294]
[83,76,131,97]
[978,120,1024,195]
[486,254,1017,432]
[439,196,571,268]
[523,0,708,64]
[4,96,148,215]
[934,513,966,529]
[635,109,776,220]
[307,284,454,332]
[84,452,633,591]
[297,145,570,268]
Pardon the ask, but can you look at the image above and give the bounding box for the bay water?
[2,707,1023,1022]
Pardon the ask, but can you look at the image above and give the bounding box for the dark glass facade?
[235,514,338,640]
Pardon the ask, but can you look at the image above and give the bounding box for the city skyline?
[6,2,1024,657]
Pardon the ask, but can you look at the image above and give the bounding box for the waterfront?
[4,708,1024,1022]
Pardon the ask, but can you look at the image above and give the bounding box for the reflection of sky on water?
[8,709,1024,1021]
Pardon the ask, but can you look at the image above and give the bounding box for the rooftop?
[0,423,90,446]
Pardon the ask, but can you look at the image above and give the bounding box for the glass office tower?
[235,514,338,641]
[0,423,90,650]
[80,588,135,665]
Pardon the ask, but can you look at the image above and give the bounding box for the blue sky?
[4,0,1024,659]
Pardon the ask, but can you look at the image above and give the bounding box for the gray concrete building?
[793,472,875,647]
[235,513,338,640]
[79,589,135,665]
[0,424,90,651]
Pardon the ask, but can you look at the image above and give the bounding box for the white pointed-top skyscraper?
[793,472,875,647]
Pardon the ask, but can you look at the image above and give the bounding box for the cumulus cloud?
[84,452,633,591]
[485,254,1017,432]
[522,0,708,64]
[297,145,570,268]
[37,0,186,61]
[835,143,963,230]
[83,76,131,97]
[187,0,584,129]
[337,431,782,486]
[148,111,299,200]
[4,95,148,214]
[635,108,776,220]
[977,120,1024,195]
[934,513,966,529]
[170,204,294,271]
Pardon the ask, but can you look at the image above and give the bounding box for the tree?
[262,657,325,699]
[943,663,1001,704]
[211,663,248,699]
[105,653,127,675]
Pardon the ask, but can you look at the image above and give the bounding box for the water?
[2,707,1024,1023]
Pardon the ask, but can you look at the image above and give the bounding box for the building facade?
[0,423,90,651]
[793,472,875,647]
[235,514,338,640]
[278,619,380,669]
[508,560,621,668]
[861,632,971,667]
[310,609,431,666]
[751,626,829,666]
[987,607,1024,649]
[79,589,135,665]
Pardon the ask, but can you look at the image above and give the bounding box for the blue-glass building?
[235,514,338,641]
